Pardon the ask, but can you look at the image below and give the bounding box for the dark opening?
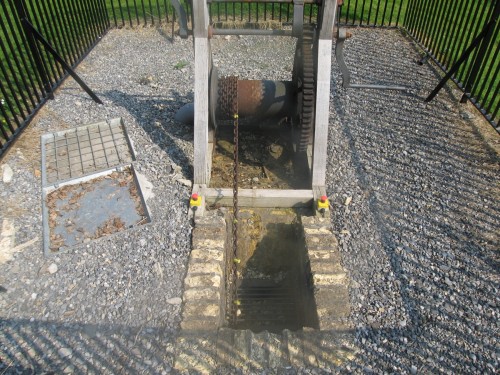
[226,209,318,333]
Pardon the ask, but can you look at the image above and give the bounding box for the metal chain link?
[219,76,239,322]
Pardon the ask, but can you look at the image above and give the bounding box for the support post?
[312,0,336,188]
[193,1,211,186]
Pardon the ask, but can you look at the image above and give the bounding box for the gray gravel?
[0,26,499,374]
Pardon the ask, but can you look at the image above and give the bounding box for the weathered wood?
[193,38,210,185]
[292,0,304,37]
[318,0,337,40]
[311,39,333,188]
[192,1,209,38]
[193,186,313,207]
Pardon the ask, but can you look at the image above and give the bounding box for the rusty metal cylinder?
[216,78,295,122]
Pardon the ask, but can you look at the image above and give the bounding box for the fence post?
[460,0,500,103]
[12,0,53,98]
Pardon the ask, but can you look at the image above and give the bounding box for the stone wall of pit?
[302,216,351,331]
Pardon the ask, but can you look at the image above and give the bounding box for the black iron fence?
[0,0,498,157]
[404,0,499,128]
[0,0,108,154]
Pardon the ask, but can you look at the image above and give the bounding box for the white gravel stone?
[1,164,13,183]
[48,263,58,274]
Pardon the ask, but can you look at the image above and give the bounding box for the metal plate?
[40,119,150,256]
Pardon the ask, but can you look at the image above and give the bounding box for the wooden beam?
[192,1,209,38]
[312,39,333,188]
[193,37,210,185]
[318,0,337,40]
[310,0,335,187]
[193,186,314,208]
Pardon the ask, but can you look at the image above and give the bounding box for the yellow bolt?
[233,258,241,264]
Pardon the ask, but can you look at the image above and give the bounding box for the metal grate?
[41,118,135,187]
[233,282,301,332]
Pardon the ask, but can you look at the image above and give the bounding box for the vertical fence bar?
[149,0,155,25]
[84,0,101,41]
[156,0,162,25]
[134,0,141,25]
[26,0,61,79]
[480,42,500,107]
[462,1,500,102]
[13,0,53,97]
[427,0,449,57]
[0,2,40,104]
[140,0,147,25]
[0,64,23,129]
[40,1,67,64]
[73,0,94,48]
[50,0,77,64]
[457,2,494,85]
[419,0,439,48]
[0,37,30,117]
[0,98,13,139]
[65,0,88,56]
[163,0,170,23]
[109,0,118,27]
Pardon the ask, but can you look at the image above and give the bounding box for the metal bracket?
[171,0,189,39]
[335,28,406,91]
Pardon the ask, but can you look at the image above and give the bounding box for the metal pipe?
[211,28,293,36]
[217,79,295,120]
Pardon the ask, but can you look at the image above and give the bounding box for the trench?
[225,208,319,333]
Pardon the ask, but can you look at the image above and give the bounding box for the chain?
[219,76,239,322]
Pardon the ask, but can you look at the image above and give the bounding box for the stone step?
[214,327,356,371]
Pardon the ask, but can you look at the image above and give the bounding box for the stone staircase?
[175,213,355,372]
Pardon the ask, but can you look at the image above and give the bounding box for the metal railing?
[1,1,498,157]
[0,0,108,155]
[404,0,499,129]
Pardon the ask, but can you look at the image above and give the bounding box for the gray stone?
[58,347,73,358]
[166,297,182,305]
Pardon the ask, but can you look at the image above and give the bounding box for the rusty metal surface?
[218,78,294,121]
[237,80,264,116]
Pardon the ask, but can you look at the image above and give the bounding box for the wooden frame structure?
[192,1,336,210]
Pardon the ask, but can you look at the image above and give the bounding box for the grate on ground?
[41,118,134,186]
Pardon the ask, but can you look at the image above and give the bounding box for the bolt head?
[191,193,199,201]
[320,195,327,203]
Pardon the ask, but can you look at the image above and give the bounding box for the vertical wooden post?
[312,0,336,189]
[193,1,211,185]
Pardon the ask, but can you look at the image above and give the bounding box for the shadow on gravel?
[103,89,194,178]
[330,29,499,373]
[0,318,175,373]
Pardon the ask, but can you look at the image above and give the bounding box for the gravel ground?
[0,26,498,374]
